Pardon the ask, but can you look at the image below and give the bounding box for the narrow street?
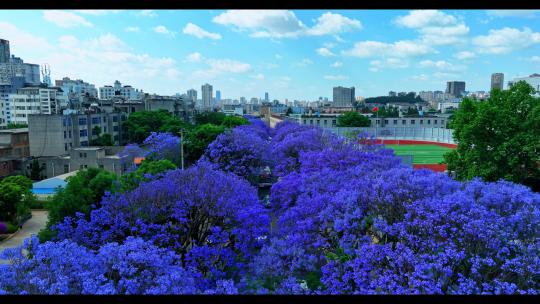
[0,210,48,255]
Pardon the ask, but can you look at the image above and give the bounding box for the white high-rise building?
[201,83,213,109]
[508,74,540,95]
[9,86,66,125]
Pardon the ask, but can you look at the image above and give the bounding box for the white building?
[55,77,98,99]
[508,74,540,95]
[99,80,143,100]
[9,87,66,125]
[201,83,213,109]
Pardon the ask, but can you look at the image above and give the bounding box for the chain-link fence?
[324,127,455,144]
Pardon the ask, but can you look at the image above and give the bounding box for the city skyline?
[0,10,539,100]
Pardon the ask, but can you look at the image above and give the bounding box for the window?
[420,119,423,124]
[80,129,88,137]
[64,143,68,151]
[113,126,119,132]
[68,130,72,138]
[316,119,320,125]
[81,141,88,146]
[64,165,69,174]
[402,120,406,125]
[411,120,415,124]
[99,164,104,169]
[376,120,380,125]
[64,131,66,138]
[384,119,389,124]
[393,120,398,125]
[78,117,87,125]
[323,120,327,125]
[92,117,101,124]
[427,120,431,125]
[303,120,306,124]
[79,153,83,158]
[332,120,336,126]
[310,120,313,125]
[121,115,126,121]
[113,116,118,122]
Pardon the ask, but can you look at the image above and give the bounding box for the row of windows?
[374,119,444,125]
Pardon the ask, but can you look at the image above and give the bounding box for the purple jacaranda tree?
[143,132,181,165]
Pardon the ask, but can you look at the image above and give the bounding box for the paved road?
[0,210,48,253]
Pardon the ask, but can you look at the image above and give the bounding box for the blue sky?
[1,9,539,100]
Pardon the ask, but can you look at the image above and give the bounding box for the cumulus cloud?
[193,58,251,79]
[454,51,476,60]
[331,61,343,68]
[369,58,409,72]
[183,23,222,40]
[125,26,140,32]
[394,10,469,45]
[324,74,348,80]
[75,10,123,16]
[343,40,435,58]
[43,11,93,28]
[213,10,361,39]
[473,27,540,54]
[316,47,335,57]
[136,10,157,18]
[153,25,175,36]
[185,52,203,63]
[486,10,540,18]
[418,60,465,71]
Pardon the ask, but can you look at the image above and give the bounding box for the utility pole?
[180,129,184,170]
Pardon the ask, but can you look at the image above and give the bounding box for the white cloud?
[331,61,343,68]
[323,42,336,48]
[369,58,409,71]
[125,26,140,32]
[524,56,540,62]
[75,10,123,16]
[266,63,279,69]
[136,10,157,18]
[275,54,283,59]
[411,74,429,81]
[213,10,361,39]
[454,51,476,60]
[183,23,222,40]
[486,10,540,18]
[153,25,175,36]
[305,12,362,36]
[251,73,265,80]
[316,47,335,57]
[0,22,54,59]
[193,58,251,79]
[394,10,469,45]
[343,40,435,58]
[418,60,465,71]
[433,71,460,79]
[473,27,540,54]
[185,52,203,63]
[324,74,348,80]
[294,58,313,67]
[43,11,93,28]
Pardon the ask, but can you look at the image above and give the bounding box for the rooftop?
[0,128,28,134]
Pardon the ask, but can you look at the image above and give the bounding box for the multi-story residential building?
[99,80,143,100]
[201,83,213,109]
[446,81,466,98]
[508,73,540,94]
[28,112,126,157]
[222,104,244,116]
[144,94,195,124]
[0,127,30,178]
[55,77,98,99]
[187,89,197,102]
[333,86,355,107]
[491,73,504,91]
[9,86,67,125]
[27,146,133,179]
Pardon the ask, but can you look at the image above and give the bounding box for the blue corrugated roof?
[32,178,67,190]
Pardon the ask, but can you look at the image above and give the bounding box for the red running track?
[374,139,457,149]
[413,164,448,172]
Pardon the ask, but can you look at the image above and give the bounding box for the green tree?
[0,176,33,224]
[29,159,44,181]
[184,124,226,164]
[90,126,114,146]
[444,81,540,190]
[120,159,177,192]
[337,111,371,127]
[221,116,249,128]
[7,123,28,129]
[195,112,226,125]
[39,168,117,242]
[122,110,190,144]
[285,107,293,116]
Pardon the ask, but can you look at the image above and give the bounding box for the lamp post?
[180,129,185,170]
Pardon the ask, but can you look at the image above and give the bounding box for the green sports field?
[385,144,453,164]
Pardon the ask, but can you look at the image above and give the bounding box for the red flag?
[372,106,379,112]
